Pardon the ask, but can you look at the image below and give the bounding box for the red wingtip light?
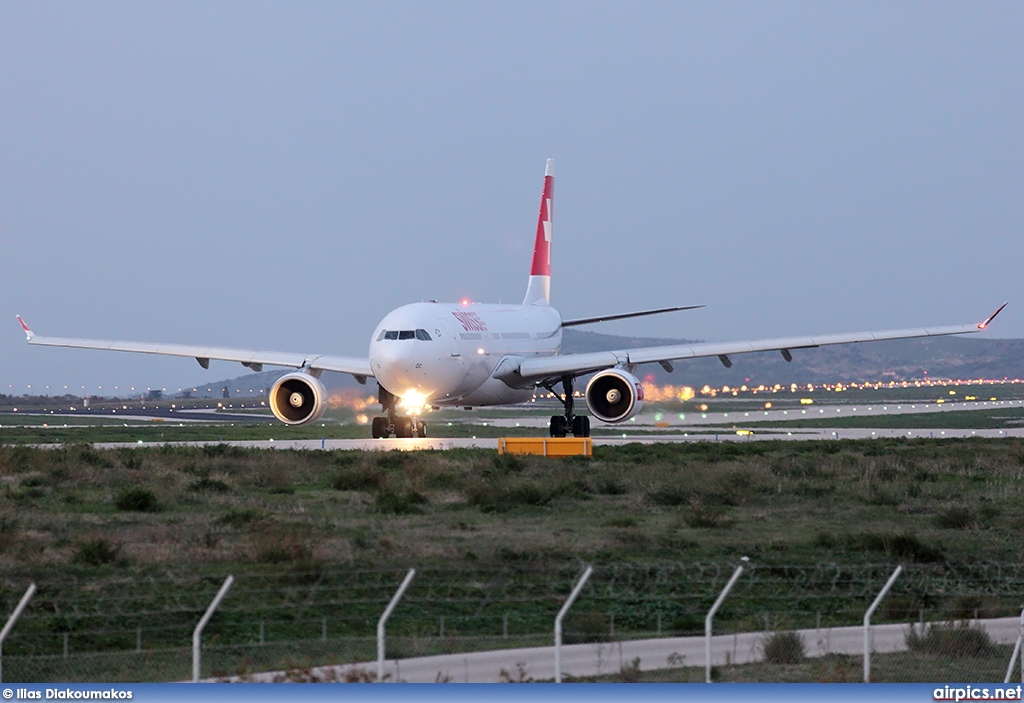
[978,301,1008,330]
[461,298,470,306]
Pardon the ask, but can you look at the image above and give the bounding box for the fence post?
[705,557,749,683]
[192,575,234,682]
[0,582,36,683]
[863,565,902,683]
[1004,607,1024,684]
[555,565,593,683]
[377,568,416,683]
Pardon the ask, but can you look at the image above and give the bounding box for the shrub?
[906,622,994,657]
[465,478,565,513]
[202,443,245,458]
[614,657,642,683]
[217,509,261,527]
[492,453,525,473]
[73,538,123,566]
[75,444,113,468]
[647,484,690,507]
[331,466,384,491]
[253,532,315,564]
[375,452,409,470]
[114,488,160,512]
[374,487,427,515]
[684,499,733,529]
[762,630,805,664]
[595,477,628,495]
[188,478,231,493]
[845,531,945,563]
[934,505,975,529]
[116,449,143,469]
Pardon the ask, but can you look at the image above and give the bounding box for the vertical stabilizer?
[523,158,554,306]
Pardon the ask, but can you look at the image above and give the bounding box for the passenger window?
[415,329,432,341]
[399,330,415,340]
[384,331,399,340]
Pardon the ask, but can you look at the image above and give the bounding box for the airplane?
[17,159,1007,439]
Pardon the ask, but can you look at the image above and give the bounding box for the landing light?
[400,390,427,415]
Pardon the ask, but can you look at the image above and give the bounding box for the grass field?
[2,437,1023,680]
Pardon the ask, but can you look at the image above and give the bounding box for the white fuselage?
[369,301,562,407]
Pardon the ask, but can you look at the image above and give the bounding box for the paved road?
[224,616,1022,682]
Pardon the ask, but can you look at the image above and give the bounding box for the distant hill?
[182,329,1024,398]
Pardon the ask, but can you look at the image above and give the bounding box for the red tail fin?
[524,159,554,306]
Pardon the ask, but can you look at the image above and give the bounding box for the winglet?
[16,315,33,340]
[978,301,1008,330]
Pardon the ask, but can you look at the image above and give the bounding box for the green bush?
[253,532,315,564]
[684,499,733,529]
[216,509,261,527]
[845,531,945,563]
[762,630,805,664]
[331,466,384,491]
[188,478,231,493]
[114,488,160,512]
[374,487,427,515]
[934,505,975,529]
[72,538,123,566]
[906,622,994,657]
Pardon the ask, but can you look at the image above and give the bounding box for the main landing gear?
[372,386,427,439]
[543,375,590,438]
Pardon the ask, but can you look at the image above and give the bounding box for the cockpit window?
[378,329,432,341]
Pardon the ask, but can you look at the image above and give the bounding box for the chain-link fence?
[2,562,1023,682]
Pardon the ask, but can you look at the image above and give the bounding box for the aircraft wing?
[16,317,373,383]
[511,304,1008,385]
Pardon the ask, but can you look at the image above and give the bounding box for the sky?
[2,2,1022,395]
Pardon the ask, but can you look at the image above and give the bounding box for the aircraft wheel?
[416,420,427,438]
[549,416,567,438]
[396,417,414,438]
[572,416,590,438]
[371,417,386,439]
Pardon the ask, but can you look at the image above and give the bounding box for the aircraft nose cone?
[371,342,429,394]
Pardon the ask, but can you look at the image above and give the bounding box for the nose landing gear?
[543,375,590,438]
[371,385,427,439]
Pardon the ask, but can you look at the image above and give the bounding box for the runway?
[82,424,1024,452]
[14,397,1024,451]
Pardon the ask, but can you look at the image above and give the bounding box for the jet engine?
[584,369,645,423]
[269,372,327,425]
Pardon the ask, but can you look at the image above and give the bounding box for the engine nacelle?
[269,372,327,426]
[585,369,645,423]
